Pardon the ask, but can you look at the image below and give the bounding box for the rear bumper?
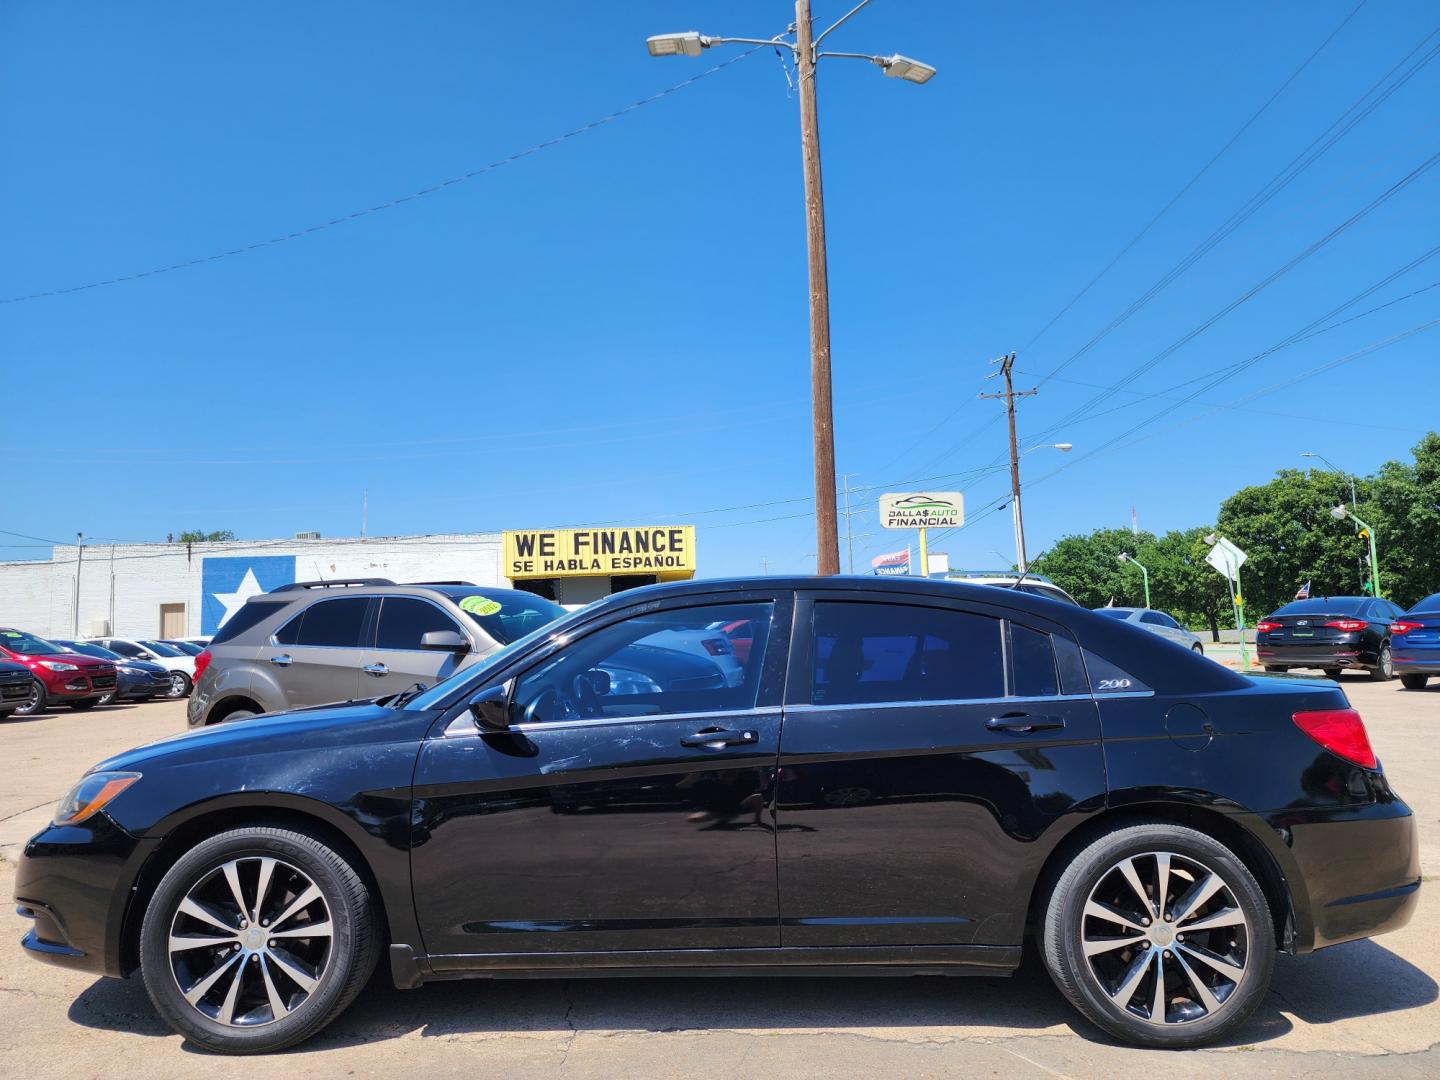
[1256,644,1378,669]
[1268,798,1420,953]
[1392,647,1440,674]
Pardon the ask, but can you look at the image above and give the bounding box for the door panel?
[775,594,1105,949]
[360,597,472,695]
[412,712,781,955]
[264,595,372,708]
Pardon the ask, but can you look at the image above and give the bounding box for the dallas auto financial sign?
[878,492,965,530]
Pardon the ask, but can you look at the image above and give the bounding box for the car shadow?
[65,938,1435,1053]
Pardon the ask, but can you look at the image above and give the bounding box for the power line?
[0,48,763,306]
[1018,0,1371,356]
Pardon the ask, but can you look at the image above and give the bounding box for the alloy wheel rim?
[1081,850,1250,1026]
[1381,648,1393,677]
[22,683,41,713]
[168,856,333,1027]
[169,673,186,696]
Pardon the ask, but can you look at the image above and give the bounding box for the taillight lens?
[193,649,212,684]
[1323,619,1367,632]
[1256,620,1282,633]
[1390,621,1422,635]
[700,638,731,656]
[1292,708,1377,769]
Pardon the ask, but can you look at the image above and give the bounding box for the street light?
[647,1,936,576]
[1300,451,1358,509]
[1330,504,1382,598]
[1117,551,1151,608]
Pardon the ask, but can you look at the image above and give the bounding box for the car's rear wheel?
[13,680,45,716]
[1323,667,1344,679]
[1400,674,1430,690]
[139,826,378,1054]
[67,698,101,711]
[1263,665,1284,672]
[1041,822,1274,1049]
[1369,644,1394,682]
[167,672,193,698]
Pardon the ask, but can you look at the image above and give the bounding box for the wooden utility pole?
[795,0,839,575]
[980,353,1038,571]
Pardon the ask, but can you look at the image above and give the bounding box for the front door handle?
[986,713,1065,735]
[362,663,388,677]
[680,727,758,749]
[269,654,293,667]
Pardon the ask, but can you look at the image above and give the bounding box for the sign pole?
[1233,563,1250,672]
[918,527,929,577]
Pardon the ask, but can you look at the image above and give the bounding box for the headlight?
[53,771,141,826]
[119,665,144,675]
[39,660,79,672]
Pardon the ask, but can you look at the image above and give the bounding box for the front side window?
[513,602,774,724]
[291,597,370,648]
[374,598,462,651]
[811,601,1003,706]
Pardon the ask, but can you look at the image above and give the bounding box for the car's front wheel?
[139,826,378,1054]
[167,672,193,698]
[13,680,45,716]
[1041,822,1274,1048]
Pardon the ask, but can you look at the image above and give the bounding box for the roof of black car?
[590,575,1073,613]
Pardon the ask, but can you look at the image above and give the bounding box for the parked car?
[1255,596,1405,680]
[0,628,117,714]
[949,570,1080,605]
[189,578,567,726]
[87,638,196,698]
[1390,591,1440,690]
[15,577,1417,1053]
[0,659,34,719]
[53,640,172,704]
[1094,606,1205,652]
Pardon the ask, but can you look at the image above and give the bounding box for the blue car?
[1391,592,1440,689]
[53,640,171,704]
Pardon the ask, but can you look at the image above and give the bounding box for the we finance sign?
[504,526,696,579]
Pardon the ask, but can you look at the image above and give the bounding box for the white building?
[0,533,504,640]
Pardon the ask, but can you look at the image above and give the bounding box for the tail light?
[1323,619,1367,632]
[1292,708,1377,769]
[193,649,212,685]
[700,638,731,656]
[1390,621,1423,635]
[1255,620,1282,633]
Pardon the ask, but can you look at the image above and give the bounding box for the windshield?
[138,640,186,657]
[403,607,584,711]
[164,640,204,655]
[57,641,120,660]
[0,629,65,655]
[1273,597,1368,616]
[452,591,566,645]
[1095,608,1135,619]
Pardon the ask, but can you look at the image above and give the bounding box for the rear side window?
[213,601,286,645]
[1009,623,1059,697]
[291,597,370,648]
[375,598,462,651]
[811,601,1003,706]
[1139,612,1165,626]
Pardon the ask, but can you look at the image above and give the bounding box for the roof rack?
[267,578,396,593]
[405,580,476,586]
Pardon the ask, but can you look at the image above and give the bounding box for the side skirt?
[393,943,1021,986]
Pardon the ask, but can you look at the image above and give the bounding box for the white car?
[949,572,1080,606]
[1093,606,1205,653]
[87,637,197,697]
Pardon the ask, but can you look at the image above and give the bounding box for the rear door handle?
[362,663,388,677]
[270,654,293,667]
[986,713,1065,735]
[680,727,758,749]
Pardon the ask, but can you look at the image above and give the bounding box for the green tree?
[1147,527,1231,640]
[175,529,236,543]
[1031,528,1154,609]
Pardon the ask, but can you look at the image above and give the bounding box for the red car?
[0,628,117,715]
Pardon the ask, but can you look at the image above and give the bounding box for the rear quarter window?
[212,601,287,644]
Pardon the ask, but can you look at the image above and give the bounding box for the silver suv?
[187,578,565,726]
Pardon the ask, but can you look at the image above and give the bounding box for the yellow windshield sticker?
[459,596,502,617]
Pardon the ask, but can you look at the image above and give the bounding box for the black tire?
[13,680,46,716]
[67,698,101,711]
[1369,643,1394,682]
[166,671,193,699]
[1263,665,1284,673]
[1400,674,1430,690]
[97,691,116,706]
[1041,821,1275,1049]
[1323,667,1344,679]
[139,825,379,1054]
[222,709,260,723]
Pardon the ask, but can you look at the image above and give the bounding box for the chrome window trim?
[446,705,783,738]
[788,690,1152,712]
[268,594,379,650]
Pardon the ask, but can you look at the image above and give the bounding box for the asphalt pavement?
[1,678,1437,1079]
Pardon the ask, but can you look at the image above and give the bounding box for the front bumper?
[1268,797,1420,952]
[35,671,117,702]
[115,672,171,700]
[0,676,32,708]
[13,814,147,978]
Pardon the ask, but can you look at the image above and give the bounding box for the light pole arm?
[1129,558,1151,609]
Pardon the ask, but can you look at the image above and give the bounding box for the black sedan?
[1255,596,1407,679]
[14,577,1418,1053]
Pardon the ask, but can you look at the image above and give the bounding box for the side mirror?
[467,682,511,730]
[421,630,469,653]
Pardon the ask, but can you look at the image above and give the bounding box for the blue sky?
[3,1,1437,576]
